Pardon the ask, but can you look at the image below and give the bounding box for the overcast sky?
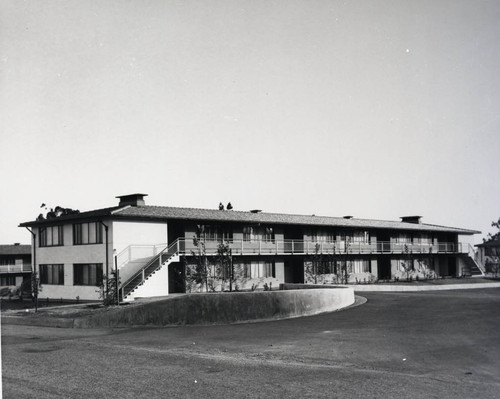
[1,0,499,244]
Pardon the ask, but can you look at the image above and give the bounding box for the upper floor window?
[352,231,369,243]
[197,225,233,242]
[393,234,411,244]
[39,226,64,247]
[414,234,432,245]
[339,231,369,243]
[243,226,274,242]
[40,264,64,285]
[485,247,500,257]
[73,222,103,245]
[311,231,335,243]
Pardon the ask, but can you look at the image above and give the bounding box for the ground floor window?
[73,263,103,286]
[0,276,16,286]
[396,259,414,272]
[352,259,370,273]
[241,261,275,278]
[40,264,64,285]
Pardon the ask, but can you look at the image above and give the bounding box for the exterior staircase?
[119,240,181,301]
[460,254,484,276]
[460,244,485,277]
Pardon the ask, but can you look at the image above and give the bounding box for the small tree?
[99,271,120,306]
[189,233,209,292]
[306,243,322,284]
[339,238,351,284]
[216,241,232,291]
[485,217,500,242]
[31,271,42,312]
[416,248,436,280]
[400,244,415,281]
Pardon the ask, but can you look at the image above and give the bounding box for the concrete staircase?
[460,254,484,276]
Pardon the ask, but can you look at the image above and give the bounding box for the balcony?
[118,239,465,267]
[0,264,32,274]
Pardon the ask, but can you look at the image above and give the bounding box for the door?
[168,262,185,293]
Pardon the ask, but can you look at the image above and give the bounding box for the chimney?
[400,216,422,224]
[116,193,148,207]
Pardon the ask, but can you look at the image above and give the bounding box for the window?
[73,263,103,286]
[241,261,275,278]
[352,231,369,243]
[243,226,274,242]
[415,234,432,245]
[311,231,335,243]
[197,225,233,242]
[352,259,370,273]
[393,234,411,244]
[0,258,15,266]
[40,264,64,285]
[314,260,337,274]
[396,259,414,271]
[485,247,500,257]
[39,226,64,247]
[73,222,103,245]
[0,276,16,286]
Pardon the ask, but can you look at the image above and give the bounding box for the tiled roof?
[20,204,480,235]
[113,206,479,234]
[19,206,122,227]
[0,244,31,256]
[476,239,500,247]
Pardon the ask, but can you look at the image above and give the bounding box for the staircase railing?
[467,243,486,275]
[120,239,180,300]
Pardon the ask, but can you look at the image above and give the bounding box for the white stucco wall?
[124,260,171,301]
[112,221,168,255]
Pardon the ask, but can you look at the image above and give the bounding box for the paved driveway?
[2,289,500,398]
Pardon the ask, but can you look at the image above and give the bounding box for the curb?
[353,282,500,292]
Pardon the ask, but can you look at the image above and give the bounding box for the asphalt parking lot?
[2,288,500,398]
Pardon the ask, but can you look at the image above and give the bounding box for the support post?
[98,221,109,297]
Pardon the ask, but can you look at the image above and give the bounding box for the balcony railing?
[0,264,32,273]
[118,239,465,266]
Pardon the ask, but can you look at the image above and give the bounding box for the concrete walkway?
[353,281,500,292]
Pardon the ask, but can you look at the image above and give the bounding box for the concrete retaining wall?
[75,287,355,328]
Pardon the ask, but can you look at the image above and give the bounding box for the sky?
[1,0,499,244]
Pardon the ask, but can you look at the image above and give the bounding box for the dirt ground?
[2,288,500,398]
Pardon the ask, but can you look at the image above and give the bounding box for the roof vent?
[343,215,353,219]
[401,216,422,224]
[250,209,262,213]
[116,193,148,207]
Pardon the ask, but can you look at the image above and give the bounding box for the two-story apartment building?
[19,193,480,302]
[0,243,31,295]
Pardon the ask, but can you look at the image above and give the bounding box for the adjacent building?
[476,238,500,275]
[0,243,31,295]
[19,193,481,302]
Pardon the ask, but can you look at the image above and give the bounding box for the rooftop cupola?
[116,193,148,207]
[400,215,422,224]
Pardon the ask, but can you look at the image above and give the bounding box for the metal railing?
[0,264,32,273]
[468,243,486,275]
[118,239,465,261]
[120,240,180,299]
